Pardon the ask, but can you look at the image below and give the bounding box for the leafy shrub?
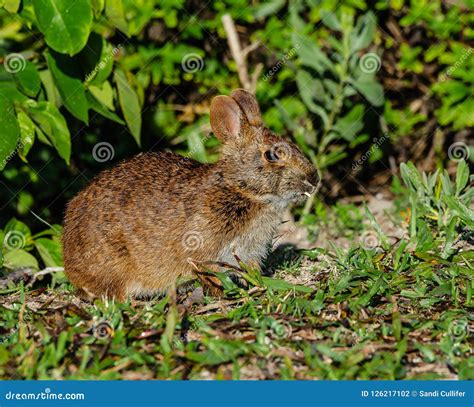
[0,0,472,234]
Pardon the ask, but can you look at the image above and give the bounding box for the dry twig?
[222,13,262,93]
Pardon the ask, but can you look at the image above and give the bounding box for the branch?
[222,14,260,93]
[26,267,64,288]
[0,266,64,289]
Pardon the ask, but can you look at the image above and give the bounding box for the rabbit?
[62,89,319,301]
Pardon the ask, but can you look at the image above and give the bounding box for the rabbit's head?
[210,89,319,207]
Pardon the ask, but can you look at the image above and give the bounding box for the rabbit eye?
[264,149,279,162]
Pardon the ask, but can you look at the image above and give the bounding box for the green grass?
[0,162,472,380]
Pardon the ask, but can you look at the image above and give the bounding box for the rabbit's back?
[62,152,209,299]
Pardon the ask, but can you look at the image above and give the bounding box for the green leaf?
[350,11,376,53]
[333,104,364,141]
[444,196,474,229]
[12,61,41,97]
[293,32,335,75]
[25,100,71,164]
[0,82,28,103]
[320,10,341,31]
[408,193,417,240]
[89,81,114,111]
[185,123,207,162]
[3,249,39,270]
[364,206,389,249]
[114,68,141,146]
[392,308,402,341]
[33,0,92,56]
[356,276,385,307]
[455,160,469,196]
[254,0,285,19]
[16,110,35,161]
[350,78,384,106]
[262,277,313,293]
[441,217,457,259]
[2,220,32,253]
[3,0,21,13]
[296,70,329,125]
[319,146,346,168]
[86,92,124,125]
[105,0,128,35]
[4,218,32,246]
[46,50,89,123]
[35,238,63,267]
[288,1,305,32]
[91,0,105,18]
[400,162,424,192]
[0,94,19,171]
[16,192,34,216]
[34,126,52,147]
[39,70,61,108]
[80,33,115,85]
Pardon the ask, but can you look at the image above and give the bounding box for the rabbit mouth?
[302,179,320,195]
[259,182,319,206]
[297,190,314,201]
[290,181,320,202]
[286,190,312,203]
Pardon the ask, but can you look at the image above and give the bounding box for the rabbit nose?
[308,170,320,187]
[305,169,320,188]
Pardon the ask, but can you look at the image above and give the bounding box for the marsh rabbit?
[62,89,319,300]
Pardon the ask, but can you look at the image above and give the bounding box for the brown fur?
[62,89,319,301]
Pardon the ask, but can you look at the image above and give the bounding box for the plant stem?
[303,35,351,216]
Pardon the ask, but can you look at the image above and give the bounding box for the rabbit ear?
[231,89,262,127]
[210,95,241,142]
